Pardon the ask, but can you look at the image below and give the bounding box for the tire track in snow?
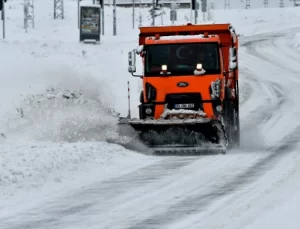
[242,76,285,129]
[126,129,300,229]
[242,33,300,141]
[0,157,200,229]
[123,32,300,228]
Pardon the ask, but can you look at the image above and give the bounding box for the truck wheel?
[233,109,240,147]
[224,87,235,148]
[233,80,240,147]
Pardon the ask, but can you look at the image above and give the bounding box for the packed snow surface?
[1,0,300,228]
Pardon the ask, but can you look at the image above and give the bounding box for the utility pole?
[194,4,197,24]
[132,0,135,29]
[152,0,155,26]
[113,0,116,35]
[1,0,5,39]
[77,0,80,28]
[263,0,268,8]
[97,0,104,35]
[54,0,64,19]
[101,2,104,35]
[246,0,250,9]
[225,0,230,9]
[201,0,207,22]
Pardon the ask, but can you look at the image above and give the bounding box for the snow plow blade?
[118,118,228,155]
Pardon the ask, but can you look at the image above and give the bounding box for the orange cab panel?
[143,75,224,119]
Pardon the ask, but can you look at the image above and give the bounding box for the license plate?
[174,103,194,109]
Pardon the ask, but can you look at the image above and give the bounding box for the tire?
[233,80,240,147]
[224,87,235,148]
[234,110,240,147]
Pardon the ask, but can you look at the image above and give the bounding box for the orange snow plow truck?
[118,23,240,155]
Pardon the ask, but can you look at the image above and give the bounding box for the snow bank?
[1,86,119,143]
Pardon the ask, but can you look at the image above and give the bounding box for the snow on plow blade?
[118,118,228,155]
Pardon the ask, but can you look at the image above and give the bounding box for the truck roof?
[145,34,220,45]
[139,23,235,46]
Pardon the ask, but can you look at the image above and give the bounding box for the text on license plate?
[174,103,195,109]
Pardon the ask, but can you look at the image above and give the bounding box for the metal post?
[77,0,80,29]
[152,0,155,26]
[32,0,34,28]
[127,81,131,119]
[132,0,135,29]
[2,0,5,39]
[101,5,104,35]
[194,1,197,24]
[24,1,28,32]
[113,0,116,35]
[190,0,193,23]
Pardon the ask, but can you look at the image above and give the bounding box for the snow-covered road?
[2,29,300,228]
[1,0,300,228]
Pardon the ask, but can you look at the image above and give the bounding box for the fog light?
[145,108,152,114]
[216,105,222,112]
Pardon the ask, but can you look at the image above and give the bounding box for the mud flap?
[118,118,228,155]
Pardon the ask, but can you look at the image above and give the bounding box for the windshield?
[144,43,220,76]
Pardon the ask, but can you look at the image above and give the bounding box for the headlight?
[210,79,221,99]
[146,83,157,102]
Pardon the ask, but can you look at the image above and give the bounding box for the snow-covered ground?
[1,0,300,228]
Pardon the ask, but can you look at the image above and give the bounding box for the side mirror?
[136,45,144,54]
[128,50,136,73]
[230,61,237,70]
[229,47,237,70]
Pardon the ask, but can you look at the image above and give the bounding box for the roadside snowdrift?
[1,84,119,143]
